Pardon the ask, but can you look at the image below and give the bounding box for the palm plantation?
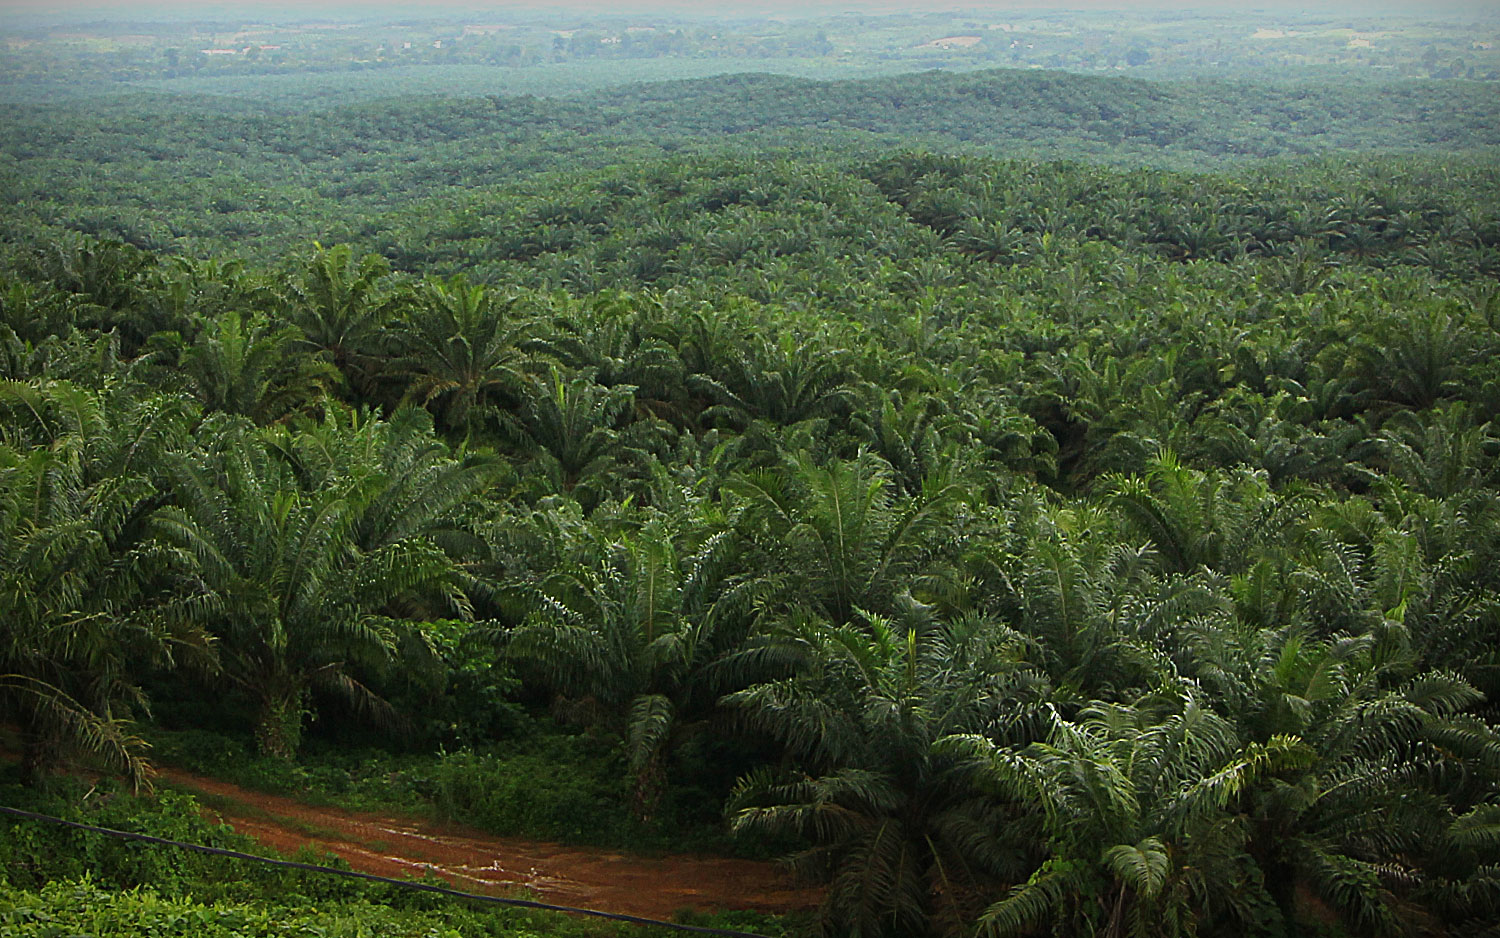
[1,82,1498,938]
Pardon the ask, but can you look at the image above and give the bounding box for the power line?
[0,804,776,938]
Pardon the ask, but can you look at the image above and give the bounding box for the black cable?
[0,804,775,938]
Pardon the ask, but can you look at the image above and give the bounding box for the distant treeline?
[3,69,1497,263]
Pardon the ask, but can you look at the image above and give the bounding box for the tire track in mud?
[157,766,818,921]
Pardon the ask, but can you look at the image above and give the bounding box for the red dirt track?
[155,766,818,921]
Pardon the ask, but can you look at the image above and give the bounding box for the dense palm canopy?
[1,139,1498,938]
[175,309,338,423]
[154,415,467,758]
[0,380,201,788]
[390,277,533,439]
[729,600,1042,937]
[285,244,395,397]
[501,503,754,817]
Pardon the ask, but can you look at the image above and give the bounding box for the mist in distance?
[4,0,1498,27]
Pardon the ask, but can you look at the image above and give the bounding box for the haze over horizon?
[3,0,1497,26]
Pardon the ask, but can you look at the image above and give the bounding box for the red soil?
[155,765,818,921]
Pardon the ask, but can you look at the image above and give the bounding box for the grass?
[0,878,799,938]
[141,726,784,858]
[0,769,802,936]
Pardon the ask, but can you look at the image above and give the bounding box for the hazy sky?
[2,0,1495,21]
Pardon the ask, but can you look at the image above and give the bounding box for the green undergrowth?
[0,879,524,938]
[1,770,436,905]
[146,727,780,857]
[0,771,795,937]
[0,880,792,938]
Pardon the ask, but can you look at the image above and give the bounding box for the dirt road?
[157,766,818,921]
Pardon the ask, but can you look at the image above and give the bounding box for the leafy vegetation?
[2,5,1499,937]
[4,69,1500,262]
[0,773,769,937]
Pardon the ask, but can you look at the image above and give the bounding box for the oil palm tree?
[729,598,1044,937]
[389,276,533,440]
[1346,303,1477,410]
[947,691,1309,938]
[27,237,158,353]
[1,446,154,788]
[268,405,501,557]
[177,310,339,424]
[1194,620,1500,934]
[504,509,752,818]
[513,366,640,495]
[849,392,955,496]
[0,379,200,788]
[523,292,689,426]
[155,415,466,759]
[1375,403,1497,499]
[285,244,395,399]
[1101,450,1288,576]
[725,453,956,627]
[689,332,860,430]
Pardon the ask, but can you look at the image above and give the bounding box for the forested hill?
[592,69,1500,159]
[6,12,1500,936]
[10,68,1498,162]
[5,67,1498,261]
[5,131,1500,938]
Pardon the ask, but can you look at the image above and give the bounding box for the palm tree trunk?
[632,749,666,823]
[18,722,58,788]
[254,686,305,760]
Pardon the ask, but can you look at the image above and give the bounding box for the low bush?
[144,726,757,855]
[0,878,726,938]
